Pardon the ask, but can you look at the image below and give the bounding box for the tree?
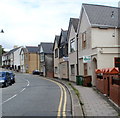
[2,48,6,54]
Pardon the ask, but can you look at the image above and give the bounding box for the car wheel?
[4,82,8,87]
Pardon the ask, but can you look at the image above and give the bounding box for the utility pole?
[76,33,79,75]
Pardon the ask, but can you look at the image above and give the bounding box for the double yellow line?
[57,81,67,117]
[43,78,67,117]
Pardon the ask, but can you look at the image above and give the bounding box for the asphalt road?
[1,73,72,117]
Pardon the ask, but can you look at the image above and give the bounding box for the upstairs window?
[59,47,63,58]
[114,57,120,70]
[55,49,58,58]
[40,53,44,62]
[70,38,76,53]
[82,31,86,49]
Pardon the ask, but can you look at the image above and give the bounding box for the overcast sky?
[0,0,119,50]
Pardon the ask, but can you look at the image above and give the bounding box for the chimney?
[14,45,18,49]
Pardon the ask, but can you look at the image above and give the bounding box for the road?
[1,73,72,117]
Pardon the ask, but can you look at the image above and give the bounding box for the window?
[22,54,24,60]
[40,53,44,62]
[55,67,58,74]
[55,49,58,58]
[59,47,63,58]
[114,57,120,70]
[70,38,76,53]
[71,65,75,75]
[82,31,86,49]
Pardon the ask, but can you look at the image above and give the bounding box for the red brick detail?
[96,79,104,94]
[46,72,54,78]
[109,75,120,107]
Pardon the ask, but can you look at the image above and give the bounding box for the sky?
[0,0,119,50]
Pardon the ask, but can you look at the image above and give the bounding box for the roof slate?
[26,46,38,53]
[60,30,68,44]
[82,3,119,27]
[40,42,53,54]
[70,18,79,32]
[53,35,60,50]
[6,47,20,55]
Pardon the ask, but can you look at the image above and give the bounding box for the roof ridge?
[82,3,119,9]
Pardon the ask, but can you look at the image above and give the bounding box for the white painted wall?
[68,25,77,82]
[54,40,59,78]
[77,7,119,86]
[14,47,23,70]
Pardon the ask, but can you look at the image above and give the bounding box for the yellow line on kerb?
[42,78,67,117]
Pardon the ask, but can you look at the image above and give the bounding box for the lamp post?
[0,29,4,33]
[0,29,4,67]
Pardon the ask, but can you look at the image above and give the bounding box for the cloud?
[0,0,119,49]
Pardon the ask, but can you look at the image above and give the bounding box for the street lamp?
[0,29,4,33]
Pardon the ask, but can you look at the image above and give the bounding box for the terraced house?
[68,18,79,82]
[20,46,39,73]
[53,35,60,78]
[38,42,54,77]
[2,46,23,71]
[77,3,120,86]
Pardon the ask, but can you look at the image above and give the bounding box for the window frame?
[70,38,76,53]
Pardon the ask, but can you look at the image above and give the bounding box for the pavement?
[52,78,120,117]
[75,84,119,117]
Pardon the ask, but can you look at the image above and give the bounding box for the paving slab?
[74,84,119,117]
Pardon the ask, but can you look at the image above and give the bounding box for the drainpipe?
[76,33,79,76]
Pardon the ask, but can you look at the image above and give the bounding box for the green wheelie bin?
[76,75,83,85]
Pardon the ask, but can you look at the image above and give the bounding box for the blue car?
[0,71,12,87]
[9,72,15,84]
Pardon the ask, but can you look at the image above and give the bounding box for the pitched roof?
[67,18,79,40]
[82,3,119,28]
[26,46,38,53]
[55,35,60,44]
[69,18,79,32]
[6,47,21,55]
[53,35,60,50]
[20,47,27,54]
[59,29,68,45]
[40,42,53,54]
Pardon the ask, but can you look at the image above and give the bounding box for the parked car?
[32,70,40,75]
[8,72,15,84]
[0,71,12,87]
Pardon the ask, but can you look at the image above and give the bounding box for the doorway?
[92,58,97,86]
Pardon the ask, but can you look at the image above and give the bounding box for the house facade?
[77,3,120,86]
[14,46,23,71]
[58,29,69,80]
[23,46,39,73]
[68,18,79,82]
[38,42,54,77]
[2,47,22,70]
[53,35,60,78]
[20,48,27,73]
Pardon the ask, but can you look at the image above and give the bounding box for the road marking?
[41,77,67,117]
[57,84,63,117]
[62,84,67,117]
[20,88,26,93]
[2,79,30,105]
[26,79,30,86]
[2,94,17,104]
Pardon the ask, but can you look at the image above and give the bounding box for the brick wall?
[46,71,54,78]
[110,75,120,107]
[96,79,104,94]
